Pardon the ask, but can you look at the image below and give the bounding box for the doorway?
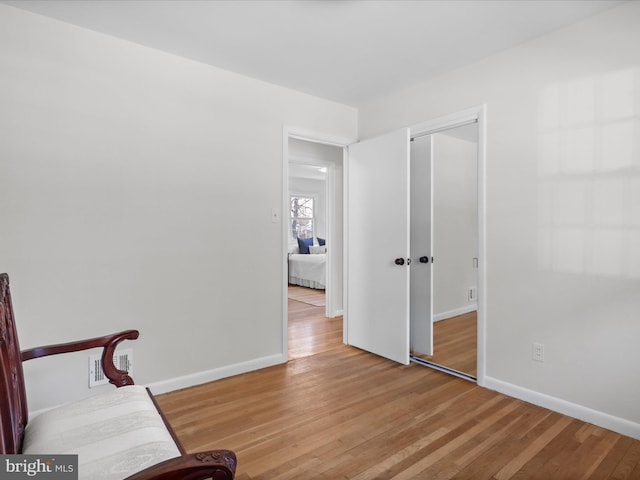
[286,136,346,359]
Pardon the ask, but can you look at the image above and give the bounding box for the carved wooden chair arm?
[123,450,237,480]
[21,330,140,387]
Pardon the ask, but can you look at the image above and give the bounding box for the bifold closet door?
[346,128,411,365]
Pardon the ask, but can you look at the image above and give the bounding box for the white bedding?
[288,253,326,289]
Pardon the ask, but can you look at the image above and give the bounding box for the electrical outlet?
[532,342,544,362]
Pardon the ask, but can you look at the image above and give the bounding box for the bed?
[288,245,326,289]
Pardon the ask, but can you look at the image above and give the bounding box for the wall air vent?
[89,349,133,388]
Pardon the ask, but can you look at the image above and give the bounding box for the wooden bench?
[0,273,237,480]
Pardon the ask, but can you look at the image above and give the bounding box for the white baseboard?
[147,353,287,395]
[483,376,640,441]
[29,353,287,419]
[434,304,477,322]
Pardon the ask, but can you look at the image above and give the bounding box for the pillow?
[297,237,314,254]
[309,245,326,254]
[317,237,326,246]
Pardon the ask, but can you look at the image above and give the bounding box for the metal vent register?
[88,349,133,387]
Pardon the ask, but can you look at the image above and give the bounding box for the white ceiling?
[2,0,626,107]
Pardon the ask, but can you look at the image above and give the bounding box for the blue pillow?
[317,237,326,246]
[297,237,314,254]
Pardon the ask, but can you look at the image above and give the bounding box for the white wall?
[433,133,478,318]
[0,4,357,411]
[359,1,640,437]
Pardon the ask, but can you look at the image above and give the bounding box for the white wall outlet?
[532,342,545,362]
[468,287,477,302]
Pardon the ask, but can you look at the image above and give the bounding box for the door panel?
[410,135,433,356]
[347,128,410,365]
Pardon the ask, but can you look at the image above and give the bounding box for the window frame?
[289,194,316,241]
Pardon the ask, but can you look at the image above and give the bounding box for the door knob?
[394,258,405,265]
[419,256,429,263]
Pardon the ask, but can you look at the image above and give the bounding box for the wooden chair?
[0,273,236,480]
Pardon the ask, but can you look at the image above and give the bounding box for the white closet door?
[410,135,433,356]
[346,128,410,365]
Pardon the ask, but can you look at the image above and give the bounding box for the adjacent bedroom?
[288,164,327,293]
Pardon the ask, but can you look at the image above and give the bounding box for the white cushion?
[23,385,181,480]
[309,245,326,254]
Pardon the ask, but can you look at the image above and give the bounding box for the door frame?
[282,127,355,358]
[408,104,487,386]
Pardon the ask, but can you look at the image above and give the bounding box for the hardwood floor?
[156,307,640,479]
[287,286,342,359]
[156,288,640,478]
[287,285,326,307]
[413,311,477,377]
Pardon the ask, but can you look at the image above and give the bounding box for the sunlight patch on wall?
[537,68,640,279]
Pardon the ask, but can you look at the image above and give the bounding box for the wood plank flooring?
[413,311,477,377]
[287,287,342,359]
[287,285,326,307]
[156,298,640,480]
[156,287,640,478]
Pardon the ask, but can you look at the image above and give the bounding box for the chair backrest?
[0,273,28,453]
